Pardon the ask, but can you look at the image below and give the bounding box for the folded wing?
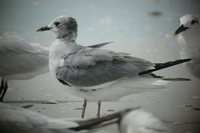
[56,47,154,87]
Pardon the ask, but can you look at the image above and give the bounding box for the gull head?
[37,15,78,40]
[174,14,199,35]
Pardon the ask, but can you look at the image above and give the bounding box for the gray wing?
[56,47,154,87]
[0,35,49,78]
[87,41,113,48]
[0,34,49,55]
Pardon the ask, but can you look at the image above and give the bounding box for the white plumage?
[119,108,169,133]
[174,14,200,78]
[0,34,49,80]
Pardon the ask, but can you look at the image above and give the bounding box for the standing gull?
[0,34,49,101]
[174,14,200,78]
[37,16,191,118]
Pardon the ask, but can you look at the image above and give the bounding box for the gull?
[174,14,200,78]
[0,103,77,133]
[72,108,170,133]
[37,15,191,118]
[0,34,49,101]
[0,102,121,133]
[0,34,112,102]
[119,108,170,133]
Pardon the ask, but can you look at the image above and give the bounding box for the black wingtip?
[139,58,192,75]
[154,58,192,69]
[162,77,191,81]
[173,58,192,63]
[57,78,71,86]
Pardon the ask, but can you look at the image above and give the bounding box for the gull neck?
[57,31,77,42]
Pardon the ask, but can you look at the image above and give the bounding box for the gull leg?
[0,80,5,102]
[97,101,101,118]
[0,79,4,95]
[81,99,87,119]
[0,81,8,102]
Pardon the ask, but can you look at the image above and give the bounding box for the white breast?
[49,39,72,78]
[178,26,200,59]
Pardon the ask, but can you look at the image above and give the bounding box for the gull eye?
[54,22,60,27]
[191,20,196,25]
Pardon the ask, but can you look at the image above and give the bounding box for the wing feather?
[56,48,153,87]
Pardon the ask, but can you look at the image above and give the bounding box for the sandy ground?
[3,65,200,133]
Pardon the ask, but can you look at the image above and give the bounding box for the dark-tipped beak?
[37,26,52,32]
[174,24,189,36]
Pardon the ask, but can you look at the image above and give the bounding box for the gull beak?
[173,24,189,36]
[37,26,52,32]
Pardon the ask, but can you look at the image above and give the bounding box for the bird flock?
[0,14,199,133]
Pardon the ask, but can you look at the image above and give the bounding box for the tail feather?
[139,58,192,75]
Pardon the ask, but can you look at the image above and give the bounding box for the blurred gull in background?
[1,103,157,133]
[37,15,191,119]
[0,102,119,133]
[72,107,170,133]
[0,103,78,133]
[119,108,170,133]
[174,14,200,79]
[0,34,49,101]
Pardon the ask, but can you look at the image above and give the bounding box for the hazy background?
[0,0,200,133]
[0,0,200,61]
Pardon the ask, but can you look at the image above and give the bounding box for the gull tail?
[139,58,192,75]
